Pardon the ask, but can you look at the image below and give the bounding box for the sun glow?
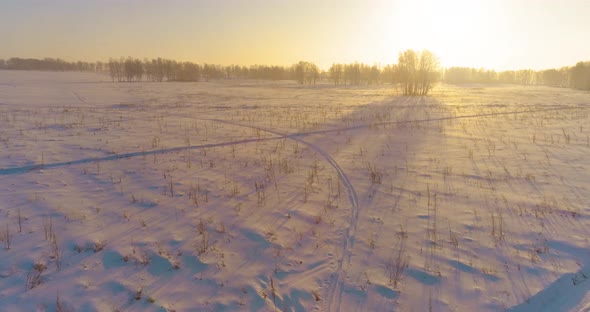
[374,0,506,69]
[1,0,589,71]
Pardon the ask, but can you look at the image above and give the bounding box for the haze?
[3,1,590,311]
[1,0,589,70]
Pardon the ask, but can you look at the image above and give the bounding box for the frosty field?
[1,70,590,312]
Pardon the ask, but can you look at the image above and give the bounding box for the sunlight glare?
[381,0,502,68]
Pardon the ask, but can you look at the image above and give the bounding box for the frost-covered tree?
[292,61,319,85]
[178,62,200,81]
[108,58,123,82]
[570,62,590,90]
[397,49,439,95]
[329,63,343,85]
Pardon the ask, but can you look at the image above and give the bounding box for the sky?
[0,0,589,70]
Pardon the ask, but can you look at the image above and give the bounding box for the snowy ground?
[1,71,590,312]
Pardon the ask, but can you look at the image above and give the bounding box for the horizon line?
[0,55,586,73]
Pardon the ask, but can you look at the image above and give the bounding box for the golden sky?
[1,0,589,70]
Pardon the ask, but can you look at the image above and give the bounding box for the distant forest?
[1,56,589,91]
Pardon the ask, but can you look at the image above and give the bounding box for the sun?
[374,0,503,69]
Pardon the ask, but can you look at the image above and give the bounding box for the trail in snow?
[3,105,584,177]
[71,91,88,104]
[202,118,359,312]
[0,137,278,175]
[4,101,582,311]
[0,109,362,310]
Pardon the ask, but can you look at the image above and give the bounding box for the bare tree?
[418,50,439,95]
[570,62,590,90]
[108,58,123,82]
[178,62,200,81]
[516,69,535,85]
[397,49,439,95]
[398,49,418,95]
[329,63,343,85]
[292,61,319,85]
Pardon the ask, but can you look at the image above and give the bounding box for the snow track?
[2,105,583,176]
[2,97,587,310]
[203,118,359,312]
[0,111,362,310]
[0,137,278,175]
[5,73,590,311]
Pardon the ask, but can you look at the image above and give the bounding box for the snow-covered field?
[1,70,590,312]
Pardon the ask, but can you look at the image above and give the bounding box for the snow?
[1,70,590,311]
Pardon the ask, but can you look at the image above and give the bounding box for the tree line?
[2,54,590,92]
[102,54,439,95]
[0,52,437,89]
[443,63,590,90]
[106,57,320,83]
[0,57,106,72]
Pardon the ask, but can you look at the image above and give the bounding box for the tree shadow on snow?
[508,240,590,312]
